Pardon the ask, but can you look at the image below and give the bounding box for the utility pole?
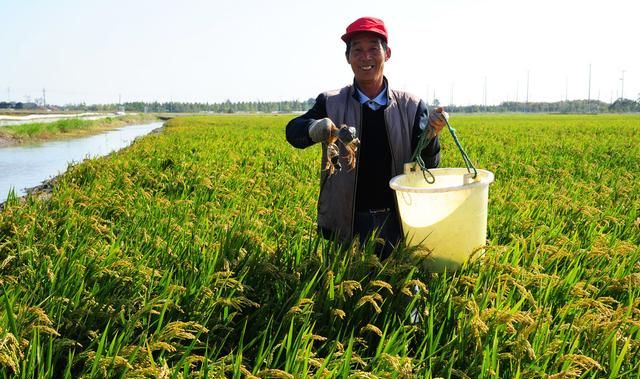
[620,70,626,100]
[587,64,591,113]
[42,88,46,108]
[483,76,487,108]
[526,70,529,112]
[565,75,568,101]
[7,87,10,102]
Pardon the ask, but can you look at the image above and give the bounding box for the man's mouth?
[360,65,374,71]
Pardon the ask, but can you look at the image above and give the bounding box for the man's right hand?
[428,107,449,134]
[308,118,335,143]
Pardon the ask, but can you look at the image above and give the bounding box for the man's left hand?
[428,107,449,134]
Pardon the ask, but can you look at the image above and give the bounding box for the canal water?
[0,122,163,202]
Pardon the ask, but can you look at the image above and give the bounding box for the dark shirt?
[355,104,395,211]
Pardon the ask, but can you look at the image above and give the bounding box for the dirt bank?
[0,135,18,148]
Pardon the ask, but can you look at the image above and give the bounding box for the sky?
[1,0,638,106]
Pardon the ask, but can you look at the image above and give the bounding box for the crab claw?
[337,125,358,144]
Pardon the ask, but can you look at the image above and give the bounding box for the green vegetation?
[0,114,639,378]
[0,114,159,144]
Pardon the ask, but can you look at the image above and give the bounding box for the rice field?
[0,113,639,378]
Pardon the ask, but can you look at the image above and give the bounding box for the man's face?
[347,32,390,88]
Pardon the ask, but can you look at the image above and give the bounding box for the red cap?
[341,17,388,44]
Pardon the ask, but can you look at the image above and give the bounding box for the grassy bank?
[0,114,160,146]
[0,114,639,378]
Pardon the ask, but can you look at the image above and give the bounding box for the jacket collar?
[350,76,393,105]
[355,83,388,110]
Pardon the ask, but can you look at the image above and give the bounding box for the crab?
[325,124,360,176]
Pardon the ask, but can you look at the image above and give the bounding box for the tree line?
[1,97,639,113]
[67,100,318,114]
[444,98,640,113]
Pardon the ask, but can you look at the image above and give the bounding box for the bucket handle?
[410,112,478,183]
[444,117,478,180]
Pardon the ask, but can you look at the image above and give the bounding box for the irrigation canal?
[0,121,163,202]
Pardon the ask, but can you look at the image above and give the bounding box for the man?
[286,16,447,257]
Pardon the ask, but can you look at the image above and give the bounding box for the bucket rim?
[389,168,495,194]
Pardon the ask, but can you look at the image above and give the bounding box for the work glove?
[427,107,449,134]
[308,118,335,143]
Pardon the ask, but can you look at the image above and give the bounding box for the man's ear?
[345,52,351,64]
[385,46,392,61]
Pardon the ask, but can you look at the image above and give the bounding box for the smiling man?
[286,16,448,258]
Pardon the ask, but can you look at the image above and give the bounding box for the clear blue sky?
[1,0,638,106]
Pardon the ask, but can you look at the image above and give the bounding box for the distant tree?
[609,98,640,112]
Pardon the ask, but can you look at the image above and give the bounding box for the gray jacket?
[286,81,440,241]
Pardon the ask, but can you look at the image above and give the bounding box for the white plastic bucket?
[389,165,494,272]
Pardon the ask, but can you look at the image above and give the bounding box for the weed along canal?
[0,121,163,201]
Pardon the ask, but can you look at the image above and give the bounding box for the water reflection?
[0,122,163,201]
